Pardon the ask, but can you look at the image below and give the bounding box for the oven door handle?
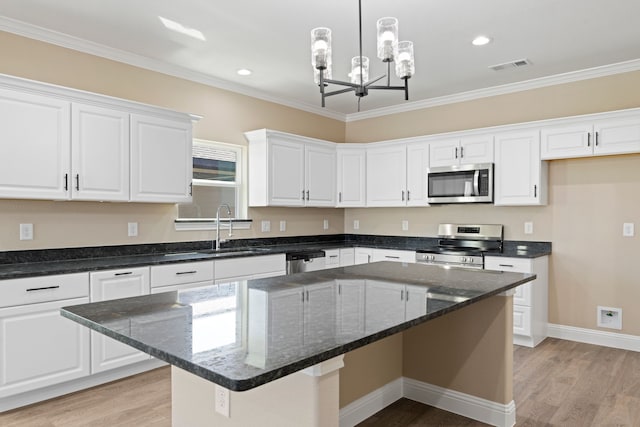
[473,170,480,196]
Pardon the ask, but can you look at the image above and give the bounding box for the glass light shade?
[376,17,398,61]
[311,27,332,70]
[314,66,332,85]
[395,41,415,78]
[350,56,369,84]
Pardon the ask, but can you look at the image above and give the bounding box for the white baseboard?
[339,378,403,427]
[339,377,515,427]
[547,323,640,352]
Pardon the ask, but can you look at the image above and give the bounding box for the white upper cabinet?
[130,114,193,203]
[336,145,366,207]
[366,143,407,207]
[429,135,494,167]
[541,116,640,159]
[245,129,335,207]
[406,142,430,206]
[72,103,130,201]
[494,129,547,206]
[0,87,71,200]
[0,75,194,203]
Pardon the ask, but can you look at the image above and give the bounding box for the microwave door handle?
[473,170,480,196]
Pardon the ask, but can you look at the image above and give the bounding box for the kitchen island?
[61,261,535,427]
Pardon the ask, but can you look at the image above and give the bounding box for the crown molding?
[2,16,639,125]
[345,58,640,122]
[0,17,346,122]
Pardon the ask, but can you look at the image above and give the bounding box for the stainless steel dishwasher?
[285,250,326,274]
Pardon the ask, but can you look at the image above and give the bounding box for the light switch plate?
[279,220,286,232]
[261,220,271,232]
[19,223,33,241]
[402,220,409,231]
[127,222,138,237]
[524,222,533,234]
[353,220,360,230]
[323,219,329,230]
[623,223,634,237]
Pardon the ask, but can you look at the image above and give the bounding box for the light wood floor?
[2,338,640,426]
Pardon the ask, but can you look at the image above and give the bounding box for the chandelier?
[311,0,415,111]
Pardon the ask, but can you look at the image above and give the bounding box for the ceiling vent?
[489,58,531,71]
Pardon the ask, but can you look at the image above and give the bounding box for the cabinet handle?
[406,290,410,301]
[339,192,342,203]
[75,174,80,191]
[26,285,60,292]
[306,190,310,200]
[301,291,305,302]
[455,147,458,159]
[401,290,404,300]
[175,270,197,275]
[587,132,591,147]
[338,284,342,295]
[306,290,309,301]
[499,264,514,268]
[401,190,405,201]
[329,255,338,259]
[385,256,400,259]
[64,173,68,191]
[595,131,599,146]
[534,185,537,198]
[301,190,305,200]
[114,272,133,276]
[407,190,410,201]
[460,146,464,158]
[189,183,193,196]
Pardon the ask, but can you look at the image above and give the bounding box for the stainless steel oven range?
[415,223,504,269]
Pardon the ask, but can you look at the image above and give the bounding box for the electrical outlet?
[524,222,533,235]
[323,219,329,230]
[261,220,271,232]
[19,223,33,241]
[279,220,286,232]
[597,306,622,330]
[127,222,138,237]
[402,220,409,231]
[623,223,634,237]
[353,220,360,230]
[215,384,230,417]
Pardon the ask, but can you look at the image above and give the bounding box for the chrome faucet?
[215,203,233,251]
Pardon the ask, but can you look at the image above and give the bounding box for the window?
[176,139,247,228]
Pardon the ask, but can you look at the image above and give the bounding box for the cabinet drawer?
[513,305,532,336]
[214,254,286,280]
[0,273,89,308]
[150,261,214,287]
[324,249,340,267]
[484,257,532,273]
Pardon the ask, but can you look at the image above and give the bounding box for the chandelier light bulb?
[350,56,370,84]
[311,27,332,70]
[395,41,415,79]
[376,17,398,61]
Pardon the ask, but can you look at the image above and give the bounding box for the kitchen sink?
[196,247,272,256]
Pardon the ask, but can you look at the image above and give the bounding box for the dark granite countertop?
[61,262,536,391]
[0,234,551,281]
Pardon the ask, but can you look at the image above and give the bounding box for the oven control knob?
[461,257,467,263]
[430,255,435,261]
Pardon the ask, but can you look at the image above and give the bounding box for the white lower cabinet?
[339,248,355,267]
[371,249,416,263]
[365,280,426,334]
[303,282,336,345]
[484,256,549,347]
[354,247,373,265]
[336,280,365,339]
[323,249,341,269]
[214,254,286,283]
[89,267,151,373]
[0,273,90,398]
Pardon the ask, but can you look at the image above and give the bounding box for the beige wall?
[0,31,345,251]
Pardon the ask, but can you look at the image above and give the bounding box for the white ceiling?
[1,0,640,120]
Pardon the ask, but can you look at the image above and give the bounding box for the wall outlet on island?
[214,384,230,417]
[597,306,622,330]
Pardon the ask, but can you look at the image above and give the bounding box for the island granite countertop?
[0,234,551,281]
[61,261,536,391]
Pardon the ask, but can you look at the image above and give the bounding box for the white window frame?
[175,139,249,231]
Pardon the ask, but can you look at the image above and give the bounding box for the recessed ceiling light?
[158,16,205,41]
[472,35,492,46]
[237,69,252,76]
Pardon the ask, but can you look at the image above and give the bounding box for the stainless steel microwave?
[427,163,493,204]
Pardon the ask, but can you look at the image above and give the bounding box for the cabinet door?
[268,138,305,206]
[354,247,372,265]
[366,145,407,206]
[304,283,336,346]
[268,289,305,351]
[72,103,129,201]
[406,142,429,206]
[540,122,593,159]
[336,280,365,339]
[339,248,355,267]
[336,148,366,207]
[305,144,336,206]
[494,130,546,206]
[405,285,427,321]
[594,117,640,156]
[130,114,192,203]
[460,134,494,164]
[429,138,460,167]
[371,249,415,263]
[0,297,90,398]
[0,88,71,200]
[89,267,150,373]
